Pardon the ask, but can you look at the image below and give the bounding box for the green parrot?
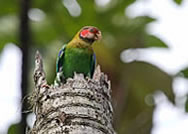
[54,26,102,85]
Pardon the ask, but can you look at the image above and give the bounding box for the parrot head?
[79,26,102,44]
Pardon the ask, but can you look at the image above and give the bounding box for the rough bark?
[29,51,116,134]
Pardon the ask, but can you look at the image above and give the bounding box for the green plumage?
[61,46,95,79]
[55,43,96,84]
[54,26,101,85]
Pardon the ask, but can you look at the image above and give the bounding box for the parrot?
[54,26,102,86]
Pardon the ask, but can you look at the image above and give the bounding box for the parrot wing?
[56,44,67,73]
[91,53,96,78]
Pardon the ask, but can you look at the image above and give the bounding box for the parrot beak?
[94,30,102,41]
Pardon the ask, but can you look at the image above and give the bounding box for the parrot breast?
[62,47,93,79]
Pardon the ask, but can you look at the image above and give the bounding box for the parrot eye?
[90,28,98,34]
[90,28,94,33]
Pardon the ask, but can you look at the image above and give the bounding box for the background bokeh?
[1,0,188,134]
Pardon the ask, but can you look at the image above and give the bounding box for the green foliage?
[179,67,188,78]
[174,0,183,5]
[145,35,168,48]
[8,123,21,134]
[0,15,18,52]
[185,95,188,112]
[0,0,18,16]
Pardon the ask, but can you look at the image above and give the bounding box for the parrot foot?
[54,71,65,87]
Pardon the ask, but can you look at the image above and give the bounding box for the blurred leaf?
[31,19,59,46]
[0,43,6,53]
[0,15,19,49]
[8,123,20,134]
[0,0,18,16]
[144,35,168,48]
[174,0,183,5]
[179,67,188,78]
[133,16,156,25]
[185,95,188,112]
[109,0,136,13]
[124,61,174,103]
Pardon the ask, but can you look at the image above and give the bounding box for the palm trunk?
[29,51,116,134]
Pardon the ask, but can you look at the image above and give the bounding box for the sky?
[0,44,21,133]
[1,0,188,133]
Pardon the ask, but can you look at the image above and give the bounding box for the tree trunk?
[19,0,31,133]
[28,51,116,134]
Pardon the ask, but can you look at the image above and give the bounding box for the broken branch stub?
[29,51,116,134]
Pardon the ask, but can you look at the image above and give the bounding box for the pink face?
[79,27,102,43]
